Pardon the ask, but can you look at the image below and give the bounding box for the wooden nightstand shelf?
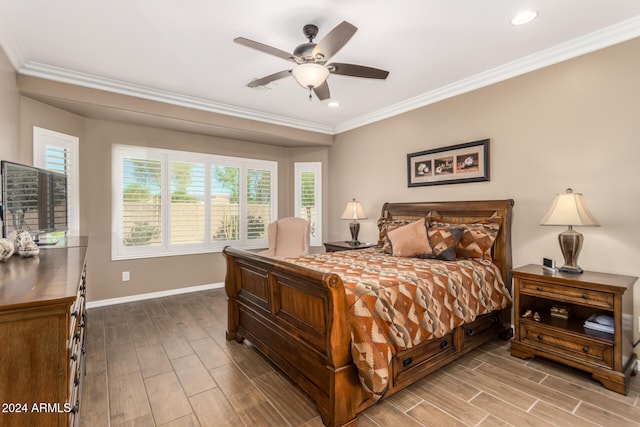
[324,241,377,252]
[510,264,637,394]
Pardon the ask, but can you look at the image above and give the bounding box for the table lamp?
[341,198,367,245]
[540,188,600,274]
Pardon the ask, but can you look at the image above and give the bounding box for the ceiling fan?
[234,21,389,100]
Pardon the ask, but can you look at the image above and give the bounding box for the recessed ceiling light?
[328,101,340,108]
[510,10,538,26]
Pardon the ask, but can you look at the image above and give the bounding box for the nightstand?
[324,241,377,252]
[510,264,637,394]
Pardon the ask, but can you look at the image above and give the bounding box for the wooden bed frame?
[224,199,514,426]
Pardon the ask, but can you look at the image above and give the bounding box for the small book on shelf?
[583,314,614,334]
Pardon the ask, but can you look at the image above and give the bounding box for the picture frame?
[407,139,490,187]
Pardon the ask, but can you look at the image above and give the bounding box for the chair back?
[260,217,310,258]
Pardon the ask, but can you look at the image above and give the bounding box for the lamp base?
[348,221,361,246]
[558,226,584,274]
[559,265,583,274]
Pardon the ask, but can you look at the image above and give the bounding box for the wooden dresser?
[510,264,637,394]
[0,237,88,427]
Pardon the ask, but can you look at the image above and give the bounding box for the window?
[294,162,321,246]
[112,144,277,260]
[33,127,80,236]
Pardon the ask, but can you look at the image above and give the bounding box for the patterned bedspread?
[289,247,512,400]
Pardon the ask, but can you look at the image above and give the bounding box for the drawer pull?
[582,293,588,299]
[466,328,474,336]
[440,340,448,349]
[537,335,543,341]
[403,357,413,367]
[536,286,542,291]
[583,347,589,353]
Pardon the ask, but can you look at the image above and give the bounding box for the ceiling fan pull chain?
[308,88,312,100]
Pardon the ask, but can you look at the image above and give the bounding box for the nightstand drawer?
[519,279,613,309]
[520,321,613,368]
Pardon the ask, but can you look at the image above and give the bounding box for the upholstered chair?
[259,217,310,258]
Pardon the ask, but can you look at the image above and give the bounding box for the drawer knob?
[466,329,474,336]
[536,286,542,291]
[583,347,589,353]
[403,357,413,367]
[537,335,543,341]
[582,293,588,299]
[440,340,448,349]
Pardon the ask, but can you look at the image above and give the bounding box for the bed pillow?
[377,218,418,254]
[426,223,464,261]
[386,218,431,257]
[428,214,502,261]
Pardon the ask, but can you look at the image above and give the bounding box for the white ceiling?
[1,1,640,135]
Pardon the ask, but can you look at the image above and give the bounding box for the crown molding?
[333,14,640,134]
[18,62,335,135]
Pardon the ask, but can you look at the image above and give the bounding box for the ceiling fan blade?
[247,70,292,88]
[329,63,389,79]
[313,81,330,100]
[311,21,357,62]
[234,37,296,62]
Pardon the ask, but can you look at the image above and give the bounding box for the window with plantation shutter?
[211,166,240,242]
[247,168,272,240]
[294,162,322,246]
[170,161,205,245]
[112,145,276,260]
[33,127,79,236]
[121,157,163,251]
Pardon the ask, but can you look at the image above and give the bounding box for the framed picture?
[407,139,489,187]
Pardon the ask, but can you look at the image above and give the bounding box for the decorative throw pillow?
[386,218,431,257]
[428,214,502,261]
[426,223,464,261]
[377,218,418,254]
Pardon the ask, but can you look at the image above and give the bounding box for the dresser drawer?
[520,321,613,368]
[519,279,613,309]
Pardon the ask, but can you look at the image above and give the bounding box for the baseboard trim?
[86,282,224,309]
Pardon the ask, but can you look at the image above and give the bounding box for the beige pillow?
[377,218,418,254]
[387,218,431,257]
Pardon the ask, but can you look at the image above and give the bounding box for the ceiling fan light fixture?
[292,63,329,89]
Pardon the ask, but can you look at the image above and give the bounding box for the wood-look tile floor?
[80,288,640,427]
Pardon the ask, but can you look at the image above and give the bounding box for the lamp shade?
[292,63,330,89]
[341,198,367,220]
[540,188,600,226]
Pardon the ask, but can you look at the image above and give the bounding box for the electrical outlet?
[122,271,130,282]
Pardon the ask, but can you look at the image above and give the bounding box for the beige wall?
[0,46,20,162]
[331,37,640,348]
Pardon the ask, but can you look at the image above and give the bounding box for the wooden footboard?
[224,247,363,426]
